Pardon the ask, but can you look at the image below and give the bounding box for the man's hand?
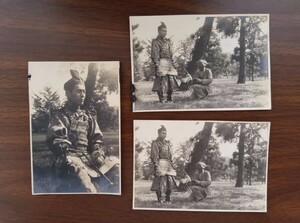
[153,163,159,177]
[53,139,72,155]
[193,78,203,84]
[154,63,160,77]
[91,150,105,167]
[191,179,201,186]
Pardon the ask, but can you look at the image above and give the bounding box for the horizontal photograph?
[130,14,271,112]
[133,120,270,212]
[29,61,121,195]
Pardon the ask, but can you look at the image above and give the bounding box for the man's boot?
[156,191,163,203]
[167,90,173,102]
[158,92,165,103]
[165,190,171,203]
[167,94,173,102]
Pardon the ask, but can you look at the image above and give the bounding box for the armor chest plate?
[159,40,171,58]
[67,111,89,148]
[157,141,170,159]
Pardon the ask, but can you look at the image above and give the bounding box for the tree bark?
[186,17,214,75]
[236,123,246,187]
[83,63,98,109]
[237,17,246,84]
[249,160,252,186]
[185,122,214,176]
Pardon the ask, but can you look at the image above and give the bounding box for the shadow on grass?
[134,78,270,111]
[134,180,266,211]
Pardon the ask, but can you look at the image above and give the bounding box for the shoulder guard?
[49,106,64,120]
[86,108,97,117]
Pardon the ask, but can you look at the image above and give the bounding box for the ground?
[31,131,120,194]
[134,77,271,111]
[134,180,266,211]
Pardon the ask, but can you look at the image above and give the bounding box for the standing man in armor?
[151,22,178,103]
[46,70,105,193]
[150,125,176,203]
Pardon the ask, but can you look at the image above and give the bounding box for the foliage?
[135,140,153,180]
[92,68,119,131]
[215,122,268,186]
[217,16,269,82]
[132,24,146,82]
[32,87,62,133]
[175,31,231,78]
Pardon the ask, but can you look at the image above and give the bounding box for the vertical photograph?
[133,120,270,212]
[29,61,121,195]
[130,14,271,112]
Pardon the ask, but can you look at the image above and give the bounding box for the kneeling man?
[191,59,213,100]
[189,162,211,201]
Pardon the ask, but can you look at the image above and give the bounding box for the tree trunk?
[235,123,246,187]
[250,53,255,82]
[185,122,214,176]
[186,17,214,75]
[249,161,252,186]
[83,63,98,109]
[237,17,246,84]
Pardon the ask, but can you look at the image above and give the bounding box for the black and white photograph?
[29,61,121,195]
[130,14,271,112]
[133,120,270,212]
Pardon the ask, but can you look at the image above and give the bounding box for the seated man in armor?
[46,70,114,193]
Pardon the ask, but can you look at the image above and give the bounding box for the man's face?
[196,165,204,172]
[158,28,167,38]
[197,63,205,71]
[66,84,86,106]
[158,130,167,140]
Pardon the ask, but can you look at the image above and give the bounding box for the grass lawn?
[134,77,271,111]
[31,130,120,193]
[134,180,266,211]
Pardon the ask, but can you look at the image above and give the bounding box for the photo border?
[129,14,271,112]
[28,61,122,195]
[132,120,270,212]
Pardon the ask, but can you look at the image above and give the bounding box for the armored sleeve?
[151,39,160,65]
[150,141,159,165]
[167,141,173,162]
[168,40,174,61]
[46,111,69,155]
[201,69,213,86]
[87,112,104,154]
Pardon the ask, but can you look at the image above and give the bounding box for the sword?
[67,148,114,185]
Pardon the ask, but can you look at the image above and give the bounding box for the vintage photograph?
[29,61,121,195]
[130,14,271,112]
[133,120,270,212]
